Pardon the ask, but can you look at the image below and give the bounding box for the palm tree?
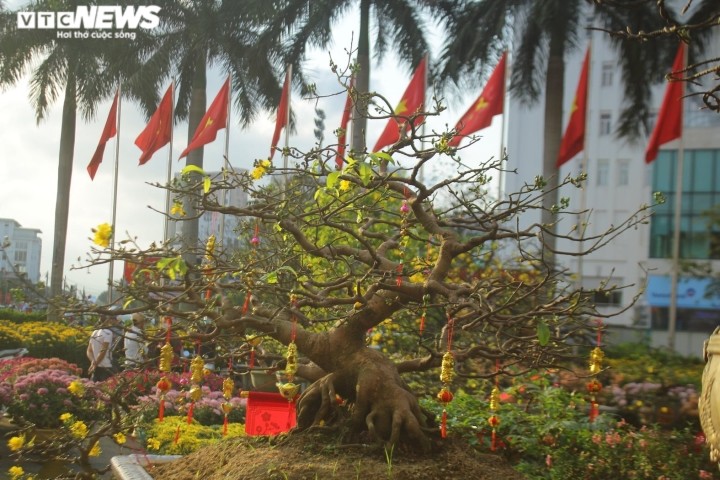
[437,0,690,257]
[261,0,446,154]
[0,0,146,308]
[132,0,284,265]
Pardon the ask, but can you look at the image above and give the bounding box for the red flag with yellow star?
[87,89,119,180]
[373,57,427,151]
[557,48,590,167]
[645,43,685,164]
[448,52,506,148]
[136,84,173,166]
[180,78,230,159]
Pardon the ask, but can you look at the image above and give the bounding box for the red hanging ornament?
[419,313,426,336]
[173,425,181,445]
[187,402,195,424]
[440,409,448,439]
[396,263,403,287]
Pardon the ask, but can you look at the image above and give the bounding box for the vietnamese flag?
[557,48,590,167]
[373,56,427,151]
[336,76,354,169]
[645,44,685,164]
[448,52,507,148]
[180,78,230,159]
[270,70,291,160]
[87,90,119,180]
[136,84,173,165]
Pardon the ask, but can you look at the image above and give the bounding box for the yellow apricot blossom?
[251,159,272,180]
[170,202,186,217]
[113,432,126,445]
[7,435,24,452]
[8,465,25,479]
[92,223,113,247]
[89,442,101,457]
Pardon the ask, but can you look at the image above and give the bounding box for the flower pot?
[249,370,278,392]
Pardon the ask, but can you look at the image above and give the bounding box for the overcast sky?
[0,3,502,296]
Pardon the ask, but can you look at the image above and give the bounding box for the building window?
[601,62,614,87]
[650,149,720,259]
[592,290,622,307]
[14,250,27,263]
[599,113,612,136]
[617,159,630,186]
[597,159,610,186]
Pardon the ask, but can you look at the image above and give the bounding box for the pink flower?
[37,387,49,395]
[591,433,602,445]
[545,454,552,468]
[699,471,712,479]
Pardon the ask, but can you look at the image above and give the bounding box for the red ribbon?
[440,409,448,439]
[187,401,195,424]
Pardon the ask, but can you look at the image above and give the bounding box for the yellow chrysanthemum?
[59,412,74,423]
[146,438,161,451]
[70,421,88,439]
[339,180,351,191]
[251,159,272,180]
[170,202,186,217]
[92,223,113,247]
[113,432,126,445]
[68,380,85,396]
[7,435,24,452]
[89,442,101,457]
[8,465,24,479]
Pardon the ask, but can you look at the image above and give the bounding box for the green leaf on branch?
[537,320,550,346]
[326,171,341,189]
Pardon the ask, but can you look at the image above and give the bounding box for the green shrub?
[421,371,718,479]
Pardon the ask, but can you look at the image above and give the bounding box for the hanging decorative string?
[204,235,216,300]
[243,222,260,314]
[419,294,429,337]
[587,320,605,422]
[221,375,235,436]
[278,295,301,402]
[186,355,205,424]
[437,312,455,438]
[488,360,501,451]
[156,317,174,422]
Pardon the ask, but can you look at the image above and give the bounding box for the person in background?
[124,313,147,369]
[87,315,120,381]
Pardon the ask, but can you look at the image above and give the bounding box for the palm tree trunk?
[350,0,370,154]
[182,61,207,268]
[541,32,565,262]
[49,76,77,319]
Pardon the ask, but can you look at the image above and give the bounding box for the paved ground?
[0,415,141,479]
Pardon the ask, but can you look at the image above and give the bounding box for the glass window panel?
[692,150,714,192]
[653,151,675,192]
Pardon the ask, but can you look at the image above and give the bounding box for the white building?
[0,218,43,302]
[504,24,720,356]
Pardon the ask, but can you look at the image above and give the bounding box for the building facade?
[0,218,42,303]
[503,24,720,356]
[166,170,249,252]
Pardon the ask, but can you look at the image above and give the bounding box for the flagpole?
[668,43,687,352]
[220,75,231,245]
[283,65,292,186]
[419,53,429,183]
[164,81,175,244]
[497,50,510,200]
[108,84,122,303]
[577,40,593,290]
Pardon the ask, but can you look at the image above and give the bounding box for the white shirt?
[124,325,145,366]
[88,328,114,368]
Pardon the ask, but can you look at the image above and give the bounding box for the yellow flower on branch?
[59,412,74,423]
[92,223,113,248]
[70,421,89,439]
[251,159,272,180]
[339,179,351,191]
[8,465,24,479]
[170,202,186,217]
[113,432,126,445]
[7,435,25,452]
